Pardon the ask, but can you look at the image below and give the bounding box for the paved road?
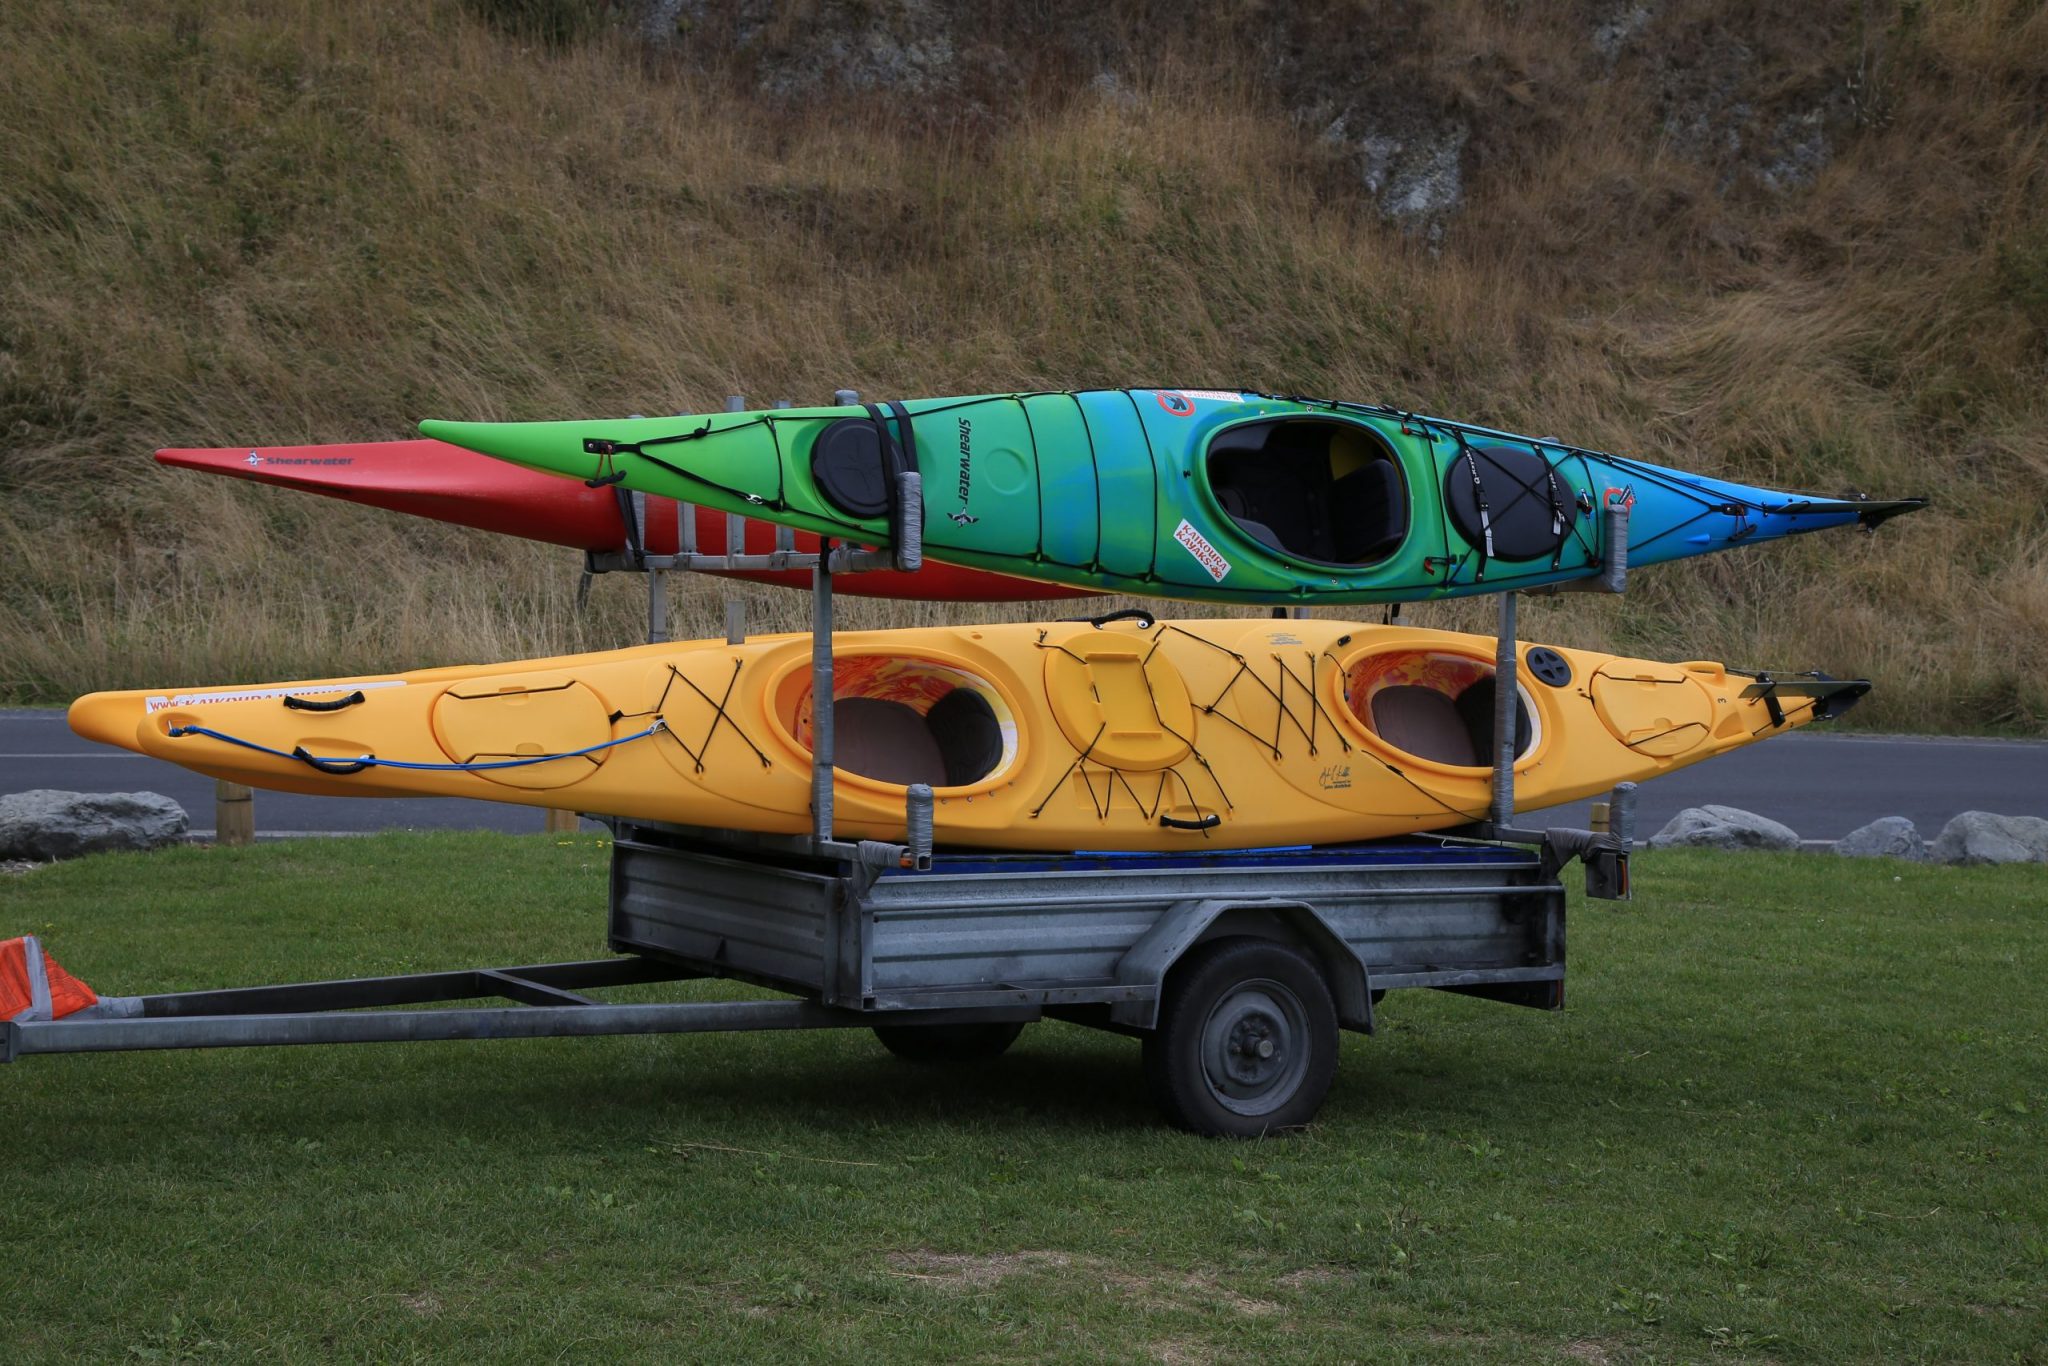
[3,708,2042,842]
[1,708,553,837]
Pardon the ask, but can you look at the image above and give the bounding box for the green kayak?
[422,390,1923,604]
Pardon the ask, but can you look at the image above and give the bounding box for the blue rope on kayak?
[165,719,667,775]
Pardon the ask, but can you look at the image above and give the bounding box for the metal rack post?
[1490,591,1518,829]
[575,386,926,854]
[1484,498,1632,846]
[810,544,836,844]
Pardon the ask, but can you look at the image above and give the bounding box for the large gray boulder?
[1833,817,1927,862]
[1648,805,1800,852]
[0,790,189,861]
[1929,811,2048,866]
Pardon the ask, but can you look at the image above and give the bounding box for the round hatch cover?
[1443,444,1571,562]
[808,418,888,518]
[1525,647,1572,688]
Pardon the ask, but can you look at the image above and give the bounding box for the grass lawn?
[3,834,2044,1362]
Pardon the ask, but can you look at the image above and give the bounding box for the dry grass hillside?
[2,0,2043,732]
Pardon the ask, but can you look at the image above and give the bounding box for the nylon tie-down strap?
[863,401,920,549]
[1453,429,1496,579]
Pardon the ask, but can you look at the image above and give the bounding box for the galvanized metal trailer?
[3,807,1630,1136]
[2,390,1639,1137]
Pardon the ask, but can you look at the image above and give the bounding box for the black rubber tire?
[1142,937,1339,1138]
[871,1020,1026,1065]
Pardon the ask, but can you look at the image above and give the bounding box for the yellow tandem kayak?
[67,617,1865,851]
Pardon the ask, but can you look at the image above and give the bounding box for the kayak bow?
[155,439,1096,602]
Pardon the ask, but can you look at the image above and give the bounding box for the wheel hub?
[1199,978,1312,1116]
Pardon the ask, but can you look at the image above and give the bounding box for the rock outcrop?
[1832,816,1927,861]
[0,790,189,862]
[1929,811,2048,866]
[1648,805,1800,852]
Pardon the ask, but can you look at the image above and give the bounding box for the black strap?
[887,400,919,476]
[863,402,921,548]
[889,400,920,552]
[282,690,366,713]
[610,484,644,562]
[1542,458,1568,569]
[1455,432,1493,580]
[1749,673,1788,728]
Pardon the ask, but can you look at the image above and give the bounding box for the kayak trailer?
[3,391,1640,1138]
[1,808,1632,1137]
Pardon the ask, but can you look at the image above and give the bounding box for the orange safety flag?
[0,936,99,1022]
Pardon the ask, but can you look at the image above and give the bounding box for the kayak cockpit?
[1206,417,1408,565]
[1340,647,1538,769]
[783,656,1019,790]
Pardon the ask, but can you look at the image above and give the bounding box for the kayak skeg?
[69,616,1867,852]
[154,440,1096,602]
[421,390,1926,605]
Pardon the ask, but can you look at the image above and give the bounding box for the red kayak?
[155,440,1096,601]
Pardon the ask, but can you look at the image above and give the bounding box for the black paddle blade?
[1852,497,1928,530]
[1739,675,1872,721]
[1771,495,1929,530]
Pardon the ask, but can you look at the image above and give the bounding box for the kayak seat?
[1452,677,1533,762]
[832,697,947,786]
[831,688,1005,788]
[1370,685,1479,766]
[925,687,1005,787]
[1210,448,1330,559]
[1330,462,1405,563]
[1208,418,1407,565]
[1214,488,1285,553]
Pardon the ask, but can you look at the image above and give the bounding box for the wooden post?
[215,780,254,847]
[1589,801,1611,835]
[543,809,579,834]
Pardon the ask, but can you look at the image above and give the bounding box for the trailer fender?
[1111,899,1375,1033]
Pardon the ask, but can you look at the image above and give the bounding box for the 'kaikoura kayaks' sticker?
[144,681,406,713]
[1173,519,1232,582]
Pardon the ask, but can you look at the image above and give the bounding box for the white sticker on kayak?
[143,680,406,713]
[1156,389,1242,416]
[1173,519,1232,582]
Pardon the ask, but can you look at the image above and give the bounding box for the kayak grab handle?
[282,690,366,713]
[1158,813,1222,831]
[1069,608,1157,629]
[290,748,375,776]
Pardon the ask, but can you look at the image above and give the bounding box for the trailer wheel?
[871,1020,1025,1064]
[1143,938,1338,1138]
